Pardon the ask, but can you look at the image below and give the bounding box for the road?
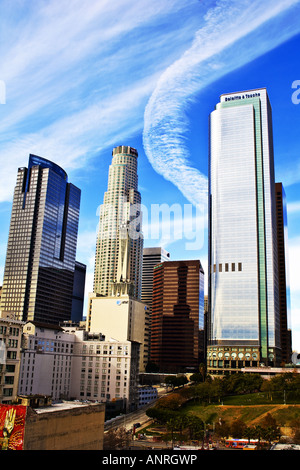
[104,387,169,433]
[104,401,156,433]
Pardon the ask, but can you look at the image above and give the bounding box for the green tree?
[146,406,176,424]
[199,363,206,382]
[210,378,224,403]
[231,418,247,438]
[262,426,281,445]
[190,373,203,383]
[260,413,281,445]
[290,419,300,444]
[166,417,178,447]
[165,375,188,390]
[243,426,256,443]
[103,427,130,450]
[261,378,273,401]
[186,415,204,440]
[214,419,230,441]
[253,425,264,448]
[223,373,263,395]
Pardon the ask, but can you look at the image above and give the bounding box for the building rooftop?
[33,401,103,414]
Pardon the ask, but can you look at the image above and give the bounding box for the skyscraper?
[93,145,143,299]
[208,88,280,375]
[88,145,147,371]
[142,248,170,310]
[275,182,292,364]
[142,247,170,363]
[0,154,81,324]
[150,260,204,373]
[71,261,86,323]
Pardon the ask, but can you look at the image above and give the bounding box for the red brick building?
[150,260,204,373]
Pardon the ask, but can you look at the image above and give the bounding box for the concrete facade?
[87,294,148,372]
[23,401,105,450]
[0,315,24,403]
[18,322,140,411]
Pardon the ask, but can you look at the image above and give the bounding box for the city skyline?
[1,1,300,351]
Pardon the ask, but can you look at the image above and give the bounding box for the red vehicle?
[225,438,259,449]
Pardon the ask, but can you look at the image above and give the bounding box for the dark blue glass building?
[0,154,81,324]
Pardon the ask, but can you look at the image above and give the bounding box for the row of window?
[211,262,243,273]
[0,326,20,336]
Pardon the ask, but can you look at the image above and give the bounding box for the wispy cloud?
[287,201,300,214]
[289,237,300,293]
[143,0,300,209]
[0,0,200,201]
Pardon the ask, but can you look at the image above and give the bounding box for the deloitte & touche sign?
[223,91,261,102]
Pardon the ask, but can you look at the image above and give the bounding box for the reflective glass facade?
[208,89,280,373]
[0,154,81,324]
[275,183,292,363]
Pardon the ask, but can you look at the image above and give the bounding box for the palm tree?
[199,363,206,382]
[166,417,178,448]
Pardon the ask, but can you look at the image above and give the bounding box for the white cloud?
[289,237,300,293]
[0,0,200,202]
[287,201,300,214]
[286,237,300,351]
[143,0,300,209]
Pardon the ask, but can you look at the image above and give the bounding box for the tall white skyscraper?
[208,88,280,374]
[93,146,143,299]
[90,146,147,372]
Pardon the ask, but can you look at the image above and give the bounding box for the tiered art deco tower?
[93,145,143,299]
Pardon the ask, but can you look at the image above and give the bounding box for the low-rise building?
[0,400,105,450]
[138,385,158,407]
[87,293,148,372]
[0,315,24,403]
[69,329,140,412]
[18,322,140,412]
[19,322,74,400]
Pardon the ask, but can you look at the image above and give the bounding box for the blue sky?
[1,0,300,352]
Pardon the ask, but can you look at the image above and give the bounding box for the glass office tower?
[93,146,143,299]
[275,182,292,364]
[208,89,280,374]
[0,154,81,324]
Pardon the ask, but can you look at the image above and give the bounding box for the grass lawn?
[178,393,300,428]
